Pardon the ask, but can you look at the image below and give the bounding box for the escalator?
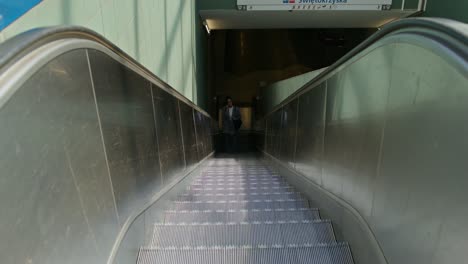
[0,18,467,264]
[138,156,354,264]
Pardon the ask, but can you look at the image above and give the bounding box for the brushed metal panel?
[201,114,208,157]
[194,110,207,158]
[295,83,327,185]
[279,99,298,167]
[152,84,185,183]
[265,39,468,264]
[179,101,198,169]
[271,109,283,158]
[372,43,468,264]
[195,112,213,158]
[265,117,273,153]
[322,45,390,216]
[88,50,162,222]
[323,118,384,216]
[255,119,266,151]
[204,115,214,155]
[0,50,116,264]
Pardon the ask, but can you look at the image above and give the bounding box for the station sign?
[237,0,393,11]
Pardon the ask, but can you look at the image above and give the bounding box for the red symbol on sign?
[289,0,295,3]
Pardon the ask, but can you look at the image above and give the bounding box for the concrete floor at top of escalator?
[137,153,355,264]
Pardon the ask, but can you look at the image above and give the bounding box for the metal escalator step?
[200,171,279,177]
[191,182,287,187]
[164,208,320,223]
[201,173,277,177]
[186,186,295,194]
[150,221,335,247]
[204,166,270,169]
[172,200,309,211]
[202,171,275,175]
[203,167,272,170]
[196,176,285,182]
[205,168,264,170]
[193,179,285,184]
[176,192,303,202]
[204,166,268,169]
[190,182,289,187]
[201,166,275,173]
[203,166,270,169]
[137,243,354,264]
[205,166,269,168]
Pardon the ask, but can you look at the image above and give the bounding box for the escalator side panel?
[179,102,199,170]
[263,38,468,264]
[295,83,327,185]
[0,50,118,264]
[0,47,215,264]
[152,85,185,183]
[88,49,163,223]
[279,99,298,167]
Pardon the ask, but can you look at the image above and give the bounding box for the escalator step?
[138,243,354,264]
[193,179,285,184]
[202,172,276,176]
[137,159,354,264]
[176,192,303,202]
[163,208,320,223]
[186,186,295,194]
[203,168,272,172]
[196,176,284,182]
[172,200,309,211]
[150,221,335,247]
[190,182,289,188]
[203,168,272,171]
[204,165,270,168]
[202,170,274,174]
[197,174,281,178]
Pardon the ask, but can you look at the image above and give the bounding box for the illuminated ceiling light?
[203,20,211,35]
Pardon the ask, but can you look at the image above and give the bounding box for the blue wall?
[0,0,42,30]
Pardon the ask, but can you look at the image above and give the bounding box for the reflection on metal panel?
[203,115,214,156]
[271,109,283,158]
[152,85,185,183]
[179,102,199,169]
[265,117,273,153]
[88,50,162,223]
[263,40,468,264]
[195,110,208,158]
[295,84,326,184]
[0,50,118,263]
[279,99,298,167]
